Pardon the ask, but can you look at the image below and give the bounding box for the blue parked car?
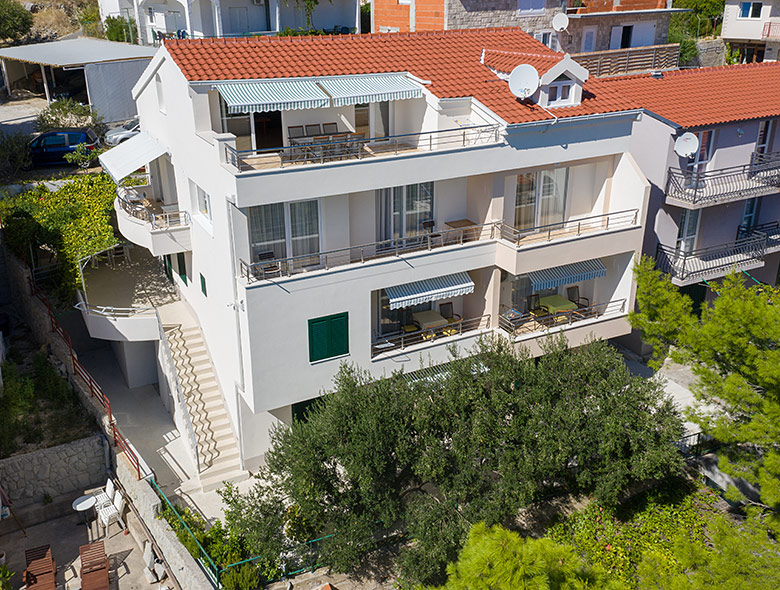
[27,129,101,168]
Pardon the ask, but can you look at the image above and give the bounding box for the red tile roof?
[594,62,780,128]
[482,49,562,76]
[163,28,638,125]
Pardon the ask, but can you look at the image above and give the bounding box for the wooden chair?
[322,122,339,134]
[80,541,109,590]
[24,545,56,590]
[330,133,349,159]
[567,286,589,309]
[304,124,322,137]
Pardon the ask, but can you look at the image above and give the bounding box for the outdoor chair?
[439,302,462,324]
[24,545,56,590]
[98,492,126,536]
[254,250,281,278]
[330,133,349,159]
[287,125,305,140]
[304,124,322,137]
[93,478,115,510]
[311,136,331,161]
[347,132,365,159]
[79,541,109,590]
[566,286,589,309]
[527,294,549,322]
[322,122,339,134]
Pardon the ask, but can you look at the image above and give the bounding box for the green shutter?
[200,273,207,296]
[176,252,187,285]
[308,312,349,362]
[163,254,172,280]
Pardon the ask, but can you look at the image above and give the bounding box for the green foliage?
[432,522,625,590]
[278,26,326,36]
[287,0,326,29]
[77,5,101,25]
[549,479,717,587]
[0,564,15,590]
[104,16,137,44]
[35,99,105,136]
[636,515,780,589]
[222,336,684,586]
[667,20,698,66]
[63,143,104,169]
[725,43,741,65]
[0,174,118,292]
[0,130,32,180]
[0,0,33,40]
[631,262,780,533]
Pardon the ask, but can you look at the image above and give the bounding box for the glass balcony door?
[676,209,700,254]
[378,182,434,242]
[514,168,569,231]
[248,200,320,265]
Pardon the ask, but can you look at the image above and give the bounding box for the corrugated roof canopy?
[0,38,155,67]
[214,79,330,114]
[99,132,166,183]
[318,74,423,107]
[528,258,607,291]
[386,272,475,310]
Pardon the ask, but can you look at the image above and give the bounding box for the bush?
[0,130,32,180]
[0,0,33,41]
[35,99,105,137]
[104,16,137,44]
[63,143,105,169]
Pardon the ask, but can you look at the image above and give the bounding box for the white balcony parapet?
[114,188,192,256]
[225,124,503,172]
[75,297,160,341]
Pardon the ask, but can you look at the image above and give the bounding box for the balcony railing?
[655,235,767,284]
[763,21,780,40]
[665,151,780,207]
[240,222,499,283]
[498,209,639,247]
[371,314,491,357]
[498,299,626,339]
[571,44,680,77]
[738,221,780,252]
[74,301,157,319]
[116,188,192,229]
[224,124,502,172]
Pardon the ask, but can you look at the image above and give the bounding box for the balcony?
[738,222,780,253]
[665,151,780,208]
[498,298,627,340]
[224,125,502,173]
[114,184,192,256]
[371,314,491,357]
[571,44,680,77]
[763,21,780,40]
[655,236,767,286]
[498,209,639,247]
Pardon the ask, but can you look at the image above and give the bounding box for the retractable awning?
[318,74,423,107]
[386,272,475,310]
[528,258,607,291]
[214,79,330,114]
[98,132,166,184]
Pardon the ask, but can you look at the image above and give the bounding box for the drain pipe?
[538,104,559,128]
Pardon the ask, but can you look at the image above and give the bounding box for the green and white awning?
[214,79,330,114]
[528,258,607,291]
[386,272,474,310]
[318,74,423,107]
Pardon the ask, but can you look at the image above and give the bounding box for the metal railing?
[225,124,502,172]
[116,188,192,230]
[738,221,780,250]
[75,301,157,319]
[674,431,720,459]
[571,44,680,77]
[763,21,780,40]
[655,235,767,284]
[240,222,499,282]
[497,299,626,339]
[155,312,201,474]
[371,315,491,357]
[665,151,780,207]
[497,209,639,246]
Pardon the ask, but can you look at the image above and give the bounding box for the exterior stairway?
[164,323,248,492]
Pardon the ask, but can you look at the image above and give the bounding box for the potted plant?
[0,564,14,590]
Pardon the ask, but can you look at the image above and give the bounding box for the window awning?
[386,272,475,310]
[528,258,607,291]
[98,132,166,184]
[214,79,330,114]
[318,74,423,107]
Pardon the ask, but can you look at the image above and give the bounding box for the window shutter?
[308,313,349,362]
[329,313,349,357]
[308,317,330,362]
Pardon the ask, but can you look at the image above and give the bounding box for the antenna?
[508,64,540,100]
[552,13,569,33]
[674,132,700,159]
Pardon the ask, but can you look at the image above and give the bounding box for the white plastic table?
[72,494,96,525]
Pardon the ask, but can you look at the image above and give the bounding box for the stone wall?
[447,1,560,34]
[695,38,727,67]
[0,435,106,506]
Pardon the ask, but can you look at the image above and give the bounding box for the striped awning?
[318,74,423,107]
[386,272,475,310]
[214,79,330,113]
[528,258,607,291]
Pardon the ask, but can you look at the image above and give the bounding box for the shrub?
[0,130,32,180]
[63,143,105,169]
[0,0,33,40]
[104,16,137,44]
[35,99,105,137]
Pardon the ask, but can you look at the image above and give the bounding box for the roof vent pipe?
[650,71,664,79]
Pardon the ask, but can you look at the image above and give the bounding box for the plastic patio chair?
[93,478,115,510]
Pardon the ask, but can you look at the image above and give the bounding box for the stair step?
[200,469,249,493]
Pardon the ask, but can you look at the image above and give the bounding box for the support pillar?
[1,59,11,96]
[39,64,51,103]
[214,0,224,37]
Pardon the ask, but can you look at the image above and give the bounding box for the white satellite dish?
[508,64,540,100]
[674,132,700,158]
[552,13,569,33]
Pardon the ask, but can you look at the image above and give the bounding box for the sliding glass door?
[378,182,434,242]
[248,200,320,265]
[514,168,568,230]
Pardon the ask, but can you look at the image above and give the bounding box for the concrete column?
[214,0,224,37]
[39,64,51,103]
[1,59,11,96]
[132,0,144,44]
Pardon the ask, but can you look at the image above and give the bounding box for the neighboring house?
[98,0,360,46]
[721,0,780,62]
[372,0,687,76]
[96,28,654,476]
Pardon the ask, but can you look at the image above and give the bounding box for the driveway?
[0,96,48,135]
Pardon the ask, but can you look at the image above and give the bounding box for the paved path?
[0,97,47,135]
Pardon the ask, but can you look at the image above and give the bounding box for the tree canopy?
[0,0,33,41]
[630,256,780,532]
[221,335,683,586]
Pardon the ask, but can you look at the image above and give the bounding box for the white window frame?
[547,77,574,107]
[196,185,211,220]
[249,200,322,262]
[534,30,558,51]
[581,26,598,52]
[518,0,546,15]
[738,1,763,19]
[687,129,715,176]
[756,119,775,155]
[676,209,700,254]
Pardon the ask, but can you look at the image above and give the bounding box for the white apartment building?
[722,0,780,62]
[91,28,660,485]
[98,0,360,45]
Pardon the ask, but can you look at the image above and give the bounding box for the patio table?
[413,310,448,330]
[538,294,578,315]
[72,494,96,526]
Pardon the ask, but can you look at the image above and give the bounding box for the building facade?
[721,0,780,62]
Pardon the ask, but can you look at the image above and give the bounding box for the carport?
[0,38,156,123]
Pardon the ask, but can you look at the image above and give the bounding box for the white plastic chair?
[93,478,115,510]
[98,492,126,536]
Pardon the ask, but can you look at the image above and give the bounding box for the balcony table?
[539,294,578,315]
[72,494,97,526]
[445,219,477,229]
[413,310,448,330]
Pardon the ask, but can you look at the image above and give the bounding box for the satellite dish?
[508,64,540,100]
[674,132,700,158]
[552,13,569,33]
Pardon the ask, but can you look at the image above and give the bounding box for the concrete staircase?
[164,323,248,493]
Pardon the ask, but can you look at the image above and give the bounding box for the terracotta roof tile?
[482,49,563,75]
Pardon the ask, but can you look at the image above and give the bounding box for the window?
[200,273,207,296]
[378,182,434,241]
[248,200,320,265]
[308,312,349,362]
[534,31,557,51]
[687,129,714,177]
[514,168,569,230]
[756,119,775,155]
[377,291,431,335]
[163,254,173,281]
[676,209,700,254]
[741,198,760,230]
[194,184,211,220]
[155,74,165,114]
[547,75,573,106]
[518,0,545,13]
[42,134,67,148]
[581,27,597,52]
[739,2,762,18]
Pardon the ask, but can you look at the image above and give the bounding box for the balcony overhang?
[99,132,167,184]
